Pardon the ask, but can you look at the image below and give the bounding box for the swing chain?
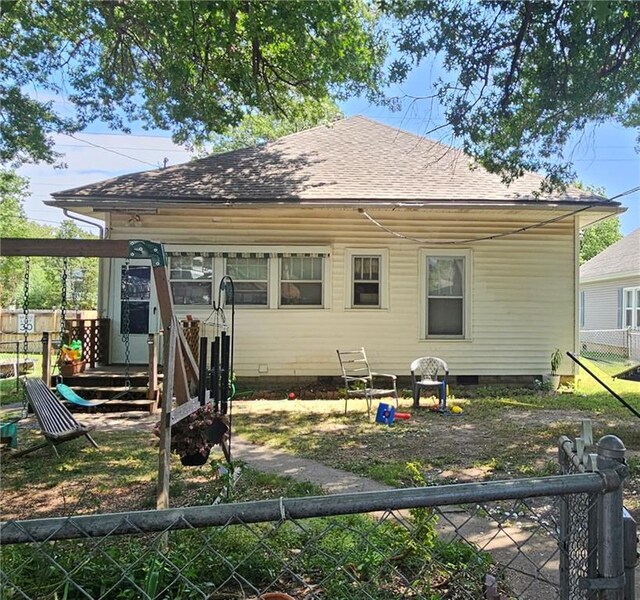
[22,257,30,357]
[53,257,69,383]
[121,258,131,389]
[60,257,68,345]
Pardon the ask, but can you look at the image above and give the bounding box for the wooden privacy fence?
[0,310,98,348]
[0,310,108,367]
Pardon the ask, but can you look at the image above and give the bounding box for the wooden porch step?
[66,398,158,415]
[57,375,158,387]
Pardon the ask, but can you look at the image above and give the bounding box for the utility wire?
[359,205,595,245]
[609,185,640,201]
[64,133,159,168]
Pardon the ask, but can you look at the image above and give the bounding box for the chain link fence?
[1,422,636,600]
[579,329,640,376]
[0,339,43,395]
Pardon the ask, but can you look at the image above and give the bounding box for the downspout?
[62,209,104,239]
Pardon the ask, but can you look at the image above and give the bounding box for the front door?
[110,259,158,364]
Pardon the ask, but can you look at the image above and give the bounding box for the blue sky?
[17,71,639,236]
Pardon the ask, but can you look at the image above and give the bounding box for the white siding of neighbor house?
[103,207,578,378]
[580,275,640,330]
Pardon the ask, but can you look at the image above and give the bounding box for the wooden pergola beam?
[1,238,131,258]
[3,236,196,403]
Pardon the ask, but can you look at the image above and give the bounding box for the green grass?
[0,374,640,599]
[0,353,42,406]
[1,425,499,599]
[0,378,25,406]
[2,491,495,599]
[232,374,639,515]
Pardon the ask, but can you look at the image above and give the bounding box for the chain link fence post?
[592,435,628,599]
[623,508,637,600]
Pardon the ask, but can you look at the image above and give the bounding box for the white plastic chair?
[336,348,398,416]
[410,357,449,410]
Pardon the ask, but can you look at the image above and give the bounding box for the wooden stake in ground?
[157,317,178,511]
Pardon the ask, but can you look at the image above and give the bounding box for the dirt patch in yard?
[1,391,638,521]
[233,397,640,519]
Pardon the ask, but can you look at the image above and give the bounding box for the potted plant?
[154,404,228,467]
[542,348,562,392]
[57,342,86,377]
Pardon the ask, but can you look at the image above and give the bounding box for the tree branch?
[599,24,640,78]
[500,1,533,111]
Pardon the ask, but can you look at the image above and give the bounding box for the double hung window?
[280,256,323,306]
[623,286,640,329]
[352,255,380,307]
[422,250,471,338]
[226,257,269,306]
[169,256,213,305]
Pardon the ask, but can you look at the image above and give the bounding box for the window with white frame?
[623,286,640,329]
[169,255,214,305]
[422,250,471,338]
[225,256,269,306]
[345,249,388,309]
[280,256,323,306]
[166,247,328,309]
[353,255,380,307]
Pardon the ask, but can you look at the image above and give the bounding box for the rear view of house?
[46,117,624,384]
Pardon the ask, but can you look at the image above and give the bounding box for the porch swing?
[54,258,133,408]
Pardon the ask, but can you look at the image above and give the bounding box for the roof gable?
[580,228,640,280]
[51,116,607,204]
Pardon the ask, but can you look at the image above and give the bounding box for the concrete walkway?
[230,435,564,600]
[231,436,390,494]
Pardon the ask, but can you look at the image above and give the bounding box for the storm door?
[110,259,158,363]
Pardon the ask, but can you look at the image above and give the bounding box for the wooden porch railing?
[64,319,110,368]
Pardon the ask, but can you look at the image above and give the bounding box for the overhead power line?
[609,185,640,201]
[359,205,595,245]
[64,133,159,168]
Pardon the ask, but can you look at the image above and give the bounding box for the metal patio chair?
[410,356,449,410]
[336,347,398,416]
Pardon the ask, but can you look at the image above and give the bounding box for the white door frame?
[110,258,159,364]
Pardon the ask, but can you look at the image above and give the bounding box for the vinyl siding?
[580,275,640,330]
[105,207,577,378]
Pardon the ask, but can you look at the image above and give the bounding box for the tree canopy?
[0,170,98,308]
[580,217,623,264]
[386,0,640,189]
[1,0,385,166]
[2,0,639,192]
[206,98,343,154]
[0,170,30,306]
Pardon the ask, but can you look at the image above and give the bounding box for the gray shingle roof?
[51,116,607,204]
[580,228,640,280]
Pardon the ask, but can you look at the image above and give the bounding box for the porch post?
[41,332,52,385]
[148,333,158,401]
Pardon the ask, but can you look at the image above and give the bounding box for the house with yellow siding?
[46,117,624,385]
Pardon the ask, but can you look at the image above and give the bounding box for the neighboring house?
[47,116,623,384]
[580,228,640,331]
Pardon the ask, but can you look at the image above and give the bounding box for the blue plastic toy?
[375,402,396,425]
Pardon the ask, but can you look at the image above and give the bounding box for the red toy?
[395,412,411,420]
[288,392,296,400]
